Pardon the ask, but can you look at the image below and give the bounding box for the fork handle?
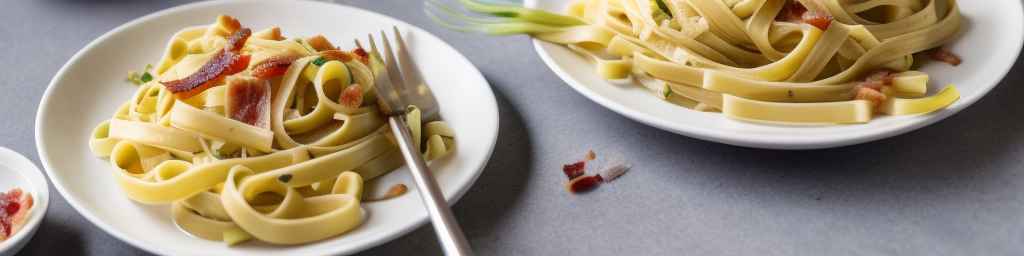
[388,115,474,256]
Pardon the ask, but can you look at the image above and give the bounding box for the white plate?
[35,1,498,255]
[526,0,1024,149]
[0,147,49,256]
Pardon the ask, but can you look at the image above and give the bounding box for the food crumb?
[561,149,632,194]
[929,47,962,66]
[562,161,586,179]
[566,175,603,193]
[599,163,631,182]
[366,184,408,202]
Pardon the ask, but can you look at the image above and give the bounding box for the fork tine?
[379,30,407,93]
[392,26,425,88]
[365,33,403,115]
[367,33,379,59]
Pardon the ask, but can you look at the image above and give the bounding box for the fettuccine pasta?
[89,15,455,246]
[431,0,963,124]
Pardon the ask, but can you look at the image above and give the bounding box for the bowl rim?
[0,147,50,254]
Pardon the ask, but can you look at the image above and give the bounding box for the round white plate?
[35,1,498,255]
[526,0,1023,149]
[0,147,49,256]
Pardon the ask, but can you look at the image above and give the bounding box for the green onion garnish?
[278,174,293,183]
[425,0,584,35]
[126,64,154,85]
[655,0,673,18]
[312,57,327,66]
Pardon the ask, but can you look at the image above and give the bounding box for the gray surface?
[2,0,1022,255]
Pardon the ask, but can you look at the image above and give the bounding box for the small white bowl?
[0,147,49,256]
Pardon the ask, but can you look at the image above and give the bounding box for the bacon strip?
[854,87,887,107]
[778,1,807,22]
[353,48,370,65]
[930,47,962,66]
[226,28,252,52]
[251,55,300,79]
[319,50,354,62]
[778,1,832,31]
[305,35,336,52]
[866,69,895,85]
[0,188,32,240]
[226,76,271,129]
[339,84,364,109]
[162,28,252,99]
[563,161,585,179]
[802,11,833,31]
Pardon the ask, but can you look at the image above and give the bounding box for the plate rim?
[34,0,499,254]
[524,0,1024,149]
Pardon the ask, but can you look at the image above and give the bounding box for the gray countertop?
[3,0,1023,255]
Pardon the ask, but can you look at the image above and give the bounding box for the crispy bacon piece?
[854,86,887,107]
[778,1,807,22]
[801,11,833,31]
[929,47,962,66]
[216,15,242,34]
[563,161,586,179]
[0,188,33,240]
[225,76,272,129]
[566,175,604,194]
[251,55,300,79]
[226,28,252,52]
[858,80,886,90]
[353,48,370,65]
[778,1,832,30]
[162,28,252,99]
[866,69,895,85]
[339,84,364,109]
[162,50,250,99]
[320,50,355,62]
[305,35,336,52]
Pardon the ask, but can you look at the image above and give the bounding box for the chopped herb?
[654,0,673,18]
[312,57,328,66]
[126,64,154,85]
[277,174,293,183]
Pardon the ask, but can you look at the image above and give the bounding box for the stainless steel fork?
[360,27,473,256]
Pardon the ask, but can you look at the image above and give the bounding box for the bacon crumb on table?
[561,150,631,194]
[566,175,603,193]
[563,161,586,179]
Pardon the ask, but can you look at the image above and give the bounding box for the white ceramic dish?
[35,0,499,255]
[0,147,49,256]
[526,0,1024,149]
